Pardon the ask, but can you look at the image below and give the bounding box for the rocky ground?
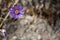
[0,0,60,40]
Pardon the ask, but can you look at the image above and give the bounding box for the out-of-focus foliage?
[0,0,60,40]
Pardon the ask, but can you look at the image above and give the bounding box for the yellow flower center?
[15,10,19,14]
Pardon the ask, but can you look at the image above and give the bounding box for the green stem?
[0,12,10,28]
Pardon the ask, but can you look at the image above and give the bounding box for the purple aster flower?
[10,5,24,19]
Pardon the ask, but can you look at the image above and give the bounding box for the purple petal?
[10,5,24,19]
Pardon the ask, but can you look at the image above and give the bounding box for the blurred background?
[0,0,60,40]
